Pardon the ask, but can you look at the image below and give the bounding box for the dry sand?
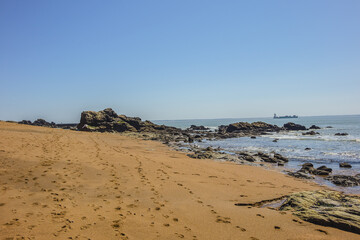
[0,122,358,240]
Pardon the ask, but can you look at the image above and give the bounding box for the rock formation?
[280,190,360,234]
[77,108,180,133]
[283,122,307,131]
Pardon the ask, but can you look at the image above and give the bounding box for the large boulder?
[283,122,307,131]
[309,125,321,129]
[77,108,180,133]
[279,190,360,234]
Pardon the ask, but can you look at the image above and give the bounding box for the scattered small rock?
[339,162,352,168]
[335,133,349,136]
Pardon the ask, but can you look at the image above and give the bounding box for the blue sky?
[1,0,359,122]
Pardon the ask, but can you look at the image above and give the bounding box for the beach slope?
[0,122,358,239]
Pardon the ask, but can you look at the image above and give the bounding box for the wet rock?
[304,148,311,151]
[187,151,213,159]
[250,136,256,139]
[302,131,319,136]
[280,190,360,234]
[339,162,352,168]
[299,163,332,176]
[187,125,209,131]
[286,171,314,179]
[326,126,333,128]
[254,152,288,164]
[325,175,360,187]
[309,125,321,129]
[299,163,315,173]
[283,122,307,131]
[241,155,256,162]
[315,165,332,175]
[272,138,279,142]
[335,133,349,136]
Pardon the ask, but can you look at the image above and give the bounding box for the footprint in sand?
[236,226,246,231]
[216,216,231,223]
[315,229,328,235]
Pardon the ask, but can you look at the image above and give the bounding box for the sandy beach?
[0,122,358,240]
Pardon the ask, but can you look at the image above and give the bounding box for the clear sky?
[1,0,359,122]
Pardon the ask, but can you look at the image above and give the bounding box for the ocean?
[154,115,360,192]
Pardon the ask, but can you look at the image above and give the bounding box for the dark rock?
[283,122,307,131]
[254,152,288,164]
[313,166,332,176]
[309,125,321,129]
[250,136,256,139]
[287,171,314,179]
[300,163,314,173]
[326,126,333,128]
[335,133,349,136]
[339,162,352,168]
[19,120,32,125]
[77,108,181,134]
[187,125,209,131]
[221,121,280,134]
[304,148,311,151]
[272,138,279,142]
[242,155,256,162]
[302,131,319,136]
[298,163,332,176]
[325,175,360,187]
[32,119,56,128]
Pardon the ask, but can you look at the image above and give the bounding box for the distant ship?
[273,113,298,119]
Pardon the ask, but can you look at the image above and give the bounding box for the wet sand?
[0,122,358,239]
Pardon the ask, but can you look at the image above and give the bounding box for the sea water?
[154,115,360,190]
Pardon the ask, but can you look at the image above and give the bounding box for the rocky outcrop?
[279,190,360,234]
[283,122,307,131]
[309,125,321,129]
[77,108,180,133]
[219,121,280,134]
[325,175,360,187]
[19,119,56,128]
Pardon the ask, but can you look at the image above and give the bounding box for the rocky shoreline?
[11,108,360,235]
[17,108,357,189]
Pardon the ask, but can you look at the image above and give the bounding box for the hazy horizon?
[1,1,359,122]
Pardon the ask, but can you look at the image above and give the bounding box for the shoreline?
[0,121,359,239]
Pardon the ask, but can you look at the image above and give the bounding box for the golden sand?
[0,122,358,239]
